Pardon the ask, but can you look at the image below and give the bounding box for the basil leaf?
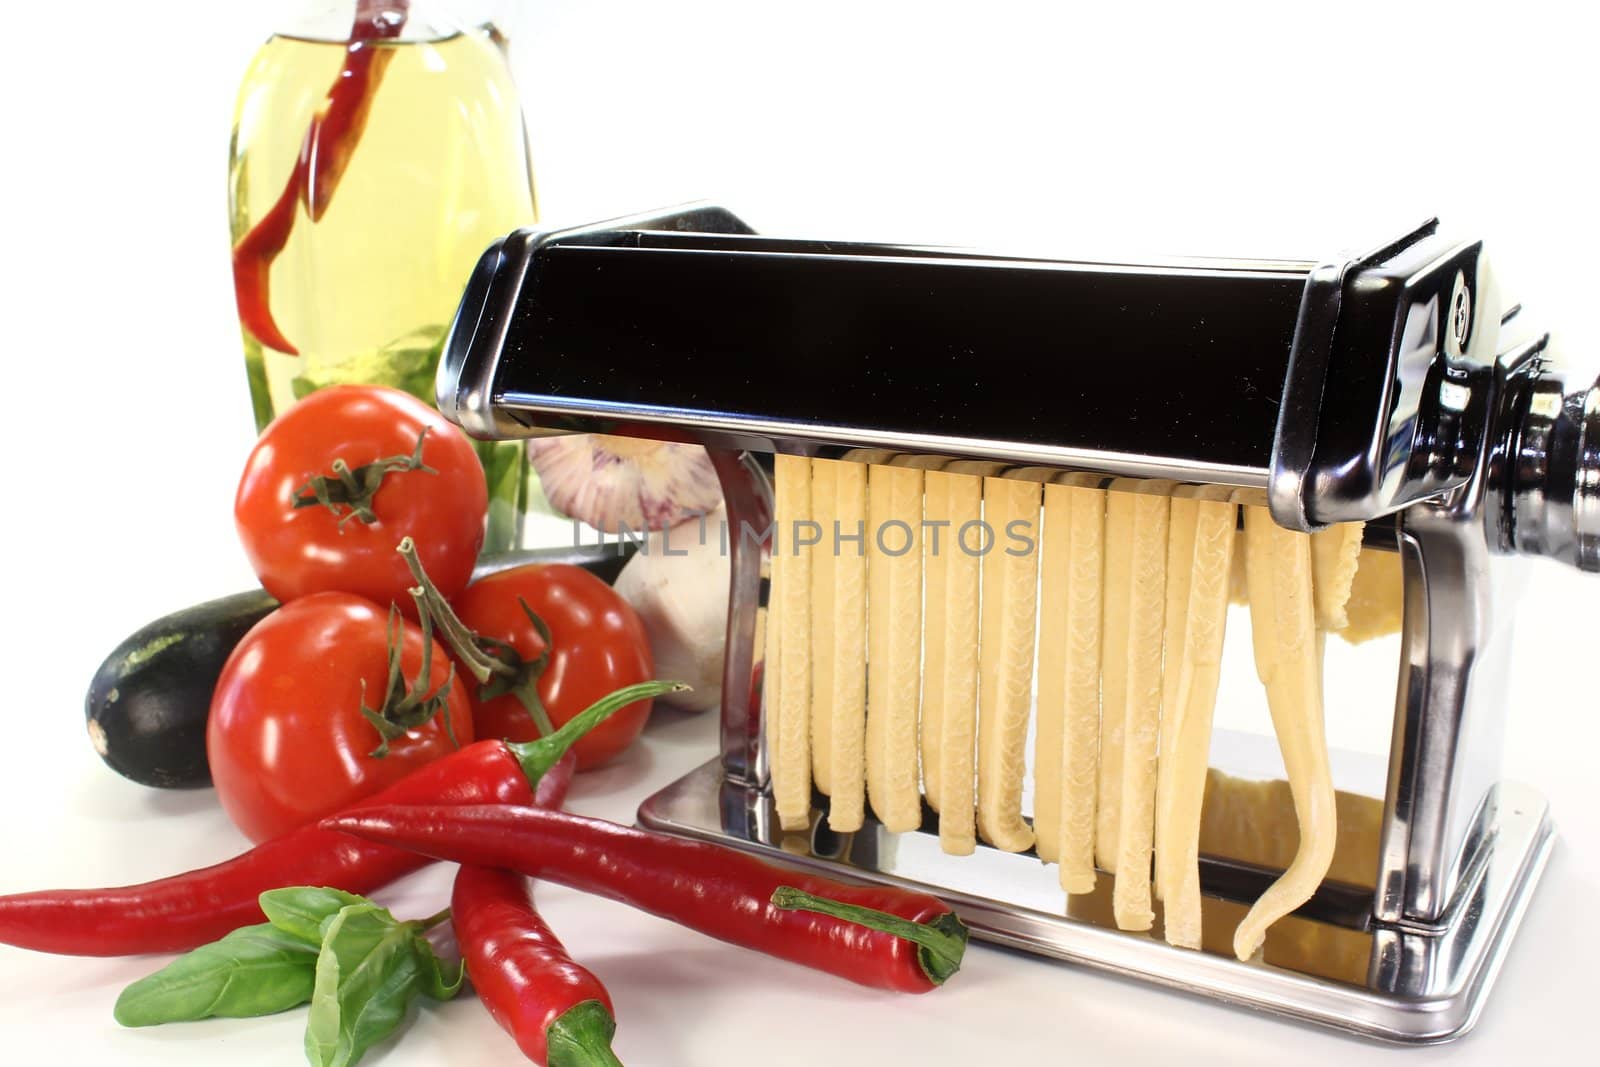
[259,887,368,946]
[114,923,318,1027]
[305,904,426,1067]
[413,937,465,1002]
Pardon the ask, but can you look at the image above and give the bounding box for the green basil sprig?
[305,902,462,1067]
[113,885,462,1067]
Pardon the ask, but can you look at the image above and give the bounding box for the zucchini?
[87,590,277,788]
[85,544,636,789]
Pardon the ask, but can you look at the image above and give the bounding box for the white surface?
[0,1,1596,1063]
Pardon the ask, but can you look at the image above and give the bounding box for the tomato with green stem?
[234,384,487,613]
[402,544,654,770]
[208,591,475,843]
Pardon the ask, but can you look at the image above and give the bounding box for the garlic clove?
[529,434,723,533]
[612,506,731,713]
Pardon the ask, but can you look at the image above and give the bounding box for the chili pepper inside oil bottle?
[228,1,538,551]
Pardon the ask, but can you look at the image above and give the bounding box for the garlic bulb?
[529,434,722,533]
[612,506,731,712]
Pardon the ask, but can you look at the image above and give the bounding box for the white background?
[0,1,1596,1063]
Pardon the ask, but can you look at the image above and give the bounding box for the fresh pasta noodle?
[975,475,1042,853]
[810,458,869,832]
[1153,488,1237,947]
[866,463,925,832]
[1034,475,1105,893]
[921,466,986,854]
[1234,506,1337,960]
[767,454,814,831]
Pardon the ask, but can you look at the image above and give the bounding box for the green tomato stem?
[291,427,436,527]
[397,537,512,685]
[359,599,459,759]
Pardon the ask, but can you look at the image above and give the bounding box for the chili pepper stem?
[770,887,969,986]
[507,681,689,784]
[418,907,452,931]
[545,999,624,1067]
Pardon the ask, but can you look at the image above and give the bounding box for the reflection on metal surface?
[708,449,772,788]
[1198,770,1384,893]
[640,761,1552,1044]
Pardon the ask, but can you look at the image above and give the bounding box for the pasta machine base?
[639,762,1553,1044]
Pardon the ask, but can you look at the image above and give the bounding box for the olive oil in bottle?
[229,8,538,548]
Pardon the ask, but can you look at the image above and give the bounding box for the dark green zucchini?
[85,543,636,789]
[87,590,278,788]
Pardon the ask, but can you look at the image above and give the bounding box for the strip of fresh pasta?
[1152,493,1196,903]
[1096,491,1133,870]
[921,464,988,855]
[767,454,814,831]
[866,463,925,832]
[810,458,870,832]
[1032,481,1069,864]
[1109,482,1169,932]
[918,473,948,813]
[1152,487,1236,948]
[1311,522,1366,631]
[1234,505,1337,960]
[993,468,1056,854]
[809,461,837,797]
[1034,473,1105,892]
[976,474,1042,854]
[1339,547,1405,643]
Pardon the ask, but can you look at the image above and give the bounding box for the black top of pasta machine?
[436,203,1597,568]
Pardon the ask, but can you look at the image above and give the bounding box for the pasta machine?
[434,203,1596,1043]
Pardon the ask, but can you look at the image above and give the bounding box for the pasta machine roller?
[435,203,1596,1043]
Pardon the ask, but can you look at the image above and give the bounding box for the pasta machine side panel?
[709,449,774,788]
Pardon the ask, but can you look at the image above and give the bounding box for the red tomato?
[452,564,654,769]
[208,592,475,843]
[234,384,487,612]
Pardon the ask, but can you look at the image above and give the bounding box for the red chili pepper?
[324,805,969,993]
[453,866,622,1067]
[0,682,679,957]
[232,0,410,355]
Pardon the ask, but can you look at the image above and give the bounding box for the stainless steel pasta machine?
[434,203,1597,1043]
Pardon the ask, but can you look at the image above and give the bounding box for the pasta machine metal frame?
[436,203,1596,1043]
